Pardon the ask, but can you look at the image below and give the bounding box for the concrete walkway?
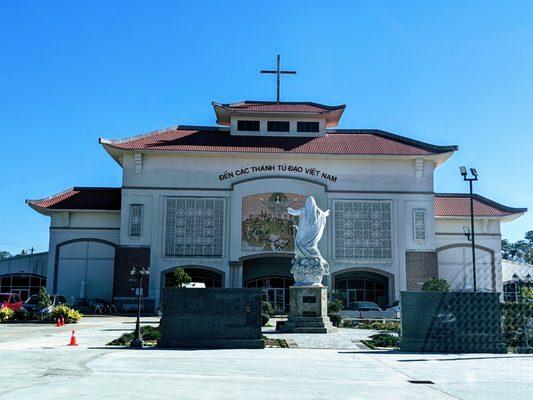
[0,316,532,400]
[264,326,379,349]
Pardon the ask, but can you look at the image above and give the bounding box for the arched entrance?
[334,270,390,309]
[162,266,224,288]
[243,256,294,313]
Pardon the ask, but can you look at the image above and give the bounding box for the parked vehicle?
[0,293,24,311]
[353,301,382,311]
[23,294,67,318]
[386,300,401,319]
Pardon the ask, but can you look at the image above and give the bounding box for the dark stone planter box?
[158,288,264,349]
[400,291,507,353]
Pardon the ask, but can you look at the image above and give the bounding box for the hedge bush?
[107,325,161,346]
[356,320,400,332]
[48,305,82,324]
[0,306,14,323]
[501,302,533,348]
[368,332,400,348]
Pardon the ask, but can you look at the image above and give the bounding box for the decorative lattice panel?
[334,200,392,259]
[165,198,224,257]
[413,209,426,241]
[129,204,143,237]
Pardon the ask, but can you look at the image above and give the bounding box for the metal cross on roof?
[260,54,296,103]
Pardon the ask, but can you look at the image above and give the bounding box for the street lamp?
[460,166,478,292]
[130,266,150,349]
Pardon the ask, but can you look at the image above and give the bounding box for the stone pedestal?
[280,286,337,334]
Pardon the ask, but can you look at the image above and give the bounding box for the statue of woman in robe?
[288,196,330,285]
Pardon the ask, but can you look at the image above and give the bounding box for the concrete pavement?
[0,316,531,399]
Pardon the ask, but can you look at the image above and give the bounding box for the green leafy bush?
[262,301,274,316]
[14,308,30,321]
[107,325,161,346]
[368,332,400,348]
[328,313,342,327]
[166,267,192,287]
[0,306,14,323]
[356,320,400,332]
[48,305,82,324]
[327,299,343,314]
[262,313,270,326]
[422,278,450,292]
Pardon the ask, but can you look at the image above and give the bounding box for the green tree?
[36,287,51,309]
[166,267,192,288]
[0,250,12,260]
[422,278,450,292]
[502,231,533,264]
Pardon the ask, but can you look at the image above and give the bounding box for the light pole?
[460,166,478,292]
[130,266,150,349]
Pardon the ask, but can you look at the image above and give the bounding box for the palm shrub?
[0,306,14,323]
[48,304,82,324]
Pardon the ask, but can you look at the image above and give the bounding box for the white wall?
[119,151,439,305]
[436,217,503,293]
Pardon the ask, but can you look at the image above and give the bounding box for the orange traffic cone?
[55,318,61,327]
[60,317,65,326]
[68,330,78,346]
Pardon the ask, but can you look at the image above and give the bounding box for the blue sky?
[1,1,531,254]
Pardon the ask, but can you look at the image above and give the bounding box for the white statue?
[288,196,330,286]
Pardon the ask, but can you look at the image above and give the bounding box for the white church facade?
[27,100,527,311]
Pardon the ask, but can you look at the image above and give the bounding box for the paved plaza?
[0,316,531,399]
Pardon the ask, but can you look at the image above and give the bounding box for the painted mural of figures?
[288,196,330,286]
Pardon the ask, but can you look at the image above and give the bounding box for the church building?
[27,99,527,312]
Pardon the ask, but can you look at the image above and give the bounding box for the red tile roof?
[435,194,527,217]
[100,127,457,156]
[215,101,345,113]
[26,188,121,210]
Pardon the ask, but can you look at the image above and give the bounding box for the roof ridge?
[435,192,528,213]
[26,187,77,206]
[328,129,458,153]
[213,100,346,110]
[100,125,229,146]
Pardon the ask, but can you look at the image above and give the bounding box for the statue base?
[280,286,337,334]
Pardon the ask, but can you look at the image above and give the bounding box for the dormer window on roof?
[212,101,346,137]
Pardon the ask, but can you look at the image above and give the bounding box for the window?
[165,197,224,257]
[413,209,426,241]
[297,121,320,132]
[129,204,144,237]
[267,121,290,132]
[334,200,392,259]
[237,120,260,131]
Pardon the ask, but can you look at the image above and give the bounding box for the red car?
[0,293,24,311]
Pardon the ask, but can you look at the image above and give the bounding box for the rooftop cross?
[260,54,296,103]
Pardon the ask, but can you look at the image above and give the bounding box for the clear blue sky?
[1,1,531,254]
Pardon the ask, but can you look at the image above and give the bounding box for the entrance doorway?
[335,271,390,309]
[242,256,294,313]
[163,267,223,288]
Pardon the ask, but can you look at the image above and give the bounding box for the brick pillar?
[405,251,438,291]
[113,246,151,298]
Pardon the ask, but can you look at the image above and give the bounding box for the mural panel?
[242,193,306,251]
